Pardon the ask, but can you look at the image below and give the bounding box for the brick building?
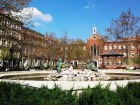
[0,8,51,68]
[86,26,140,69]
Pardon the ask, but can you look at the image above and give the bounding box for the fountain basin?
[0,70,140,92]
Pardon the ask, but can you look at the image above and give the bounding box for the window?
[114,61,117,65]
[94,44,96,56]
[19,26,21,30]
[19,34,21,40]
[119,45,121,49]
[114,45,117,49]
[97,46,99,55]
[10,24,13,28]
[131,43,134,49]
[99,59,102,64]
[8,21,10,27]
[123,45,126,49]
[18,53,20,58]
[104,45,107,50]
[138,45,140,49]
[3,40,6,46]
[9,41,12,47]
[109,45,112,50]
[15,24,17,29]
[91,46,93,55]
[131,52,134,57]
[0,30,2,35]
[0,39,2,45]
[6,21,8,26]
[123,53,126,57]
[109,61,112,65]
[105,61,107,65]
[119,60,121,64]
[83,47,86,50]
[84,61,86,65]
[10,31,12,35]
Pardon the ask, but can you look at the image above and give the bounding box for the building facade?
[86,26,140,69]
[1,7,140,69]
[0,8,53,68]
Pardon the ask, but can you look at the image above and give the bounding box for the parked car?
[133,67,140,70]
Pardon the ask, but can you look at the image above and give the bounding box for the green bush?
[29,66,34,69]
[0,81,77,105]
[0,81,140,104]
[77,83,118,105]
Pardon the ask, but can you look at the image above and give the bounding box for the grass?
[126,69,134,71]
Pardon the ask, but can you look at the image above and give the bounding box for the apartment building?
[0,8,50,68]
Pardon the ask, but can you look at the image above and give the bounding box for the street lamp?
[10,48,14,71]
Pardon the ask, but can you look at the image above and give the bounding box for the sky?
[27,0,140,42]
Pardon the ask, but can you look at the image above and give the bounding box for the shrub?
[77,83,118,105]
[40,66,45,69]
[0,81,140,104]
[115,66,122,69]
[122,67,126,69]
[29,66,34,69]
[98,66,102,69]
[0,67,6,71]
[0,81,77,105]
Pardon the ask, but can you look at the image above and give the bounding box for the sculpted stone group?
[47,58,110,81]
[56,58,62,73]
[56,58,98,73]
[86,59,98,72]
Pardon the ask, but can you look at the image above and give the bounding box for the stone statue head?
[58,58,62,63]
[87,60,90,64]
[92,59,95,63]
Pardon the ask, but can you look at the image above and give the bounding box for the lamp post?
[10,48,14,71]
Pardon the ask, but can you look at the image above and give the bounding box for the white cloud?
[92,5,95,7]
[33,22,42,26]
[31,7,53,22]
[85,6,89,8]
[11,7,53,22]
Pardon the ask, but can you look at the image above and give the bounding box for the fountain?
[46,67,110,81]
[46,59,110,81]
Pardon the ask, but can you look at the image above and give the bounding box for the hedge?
[0,81,140,105]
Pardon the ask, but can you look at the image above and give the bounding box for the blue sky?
[28,0,140,42]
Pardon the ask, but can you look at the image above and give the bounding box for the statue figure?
[56,58,62,73]
[91,59,98,72]
[86,60,91,70]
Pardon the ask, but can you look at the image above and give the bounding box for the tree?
[0,0,33,68]
[66,38,86,65]
[59,30,70,62]
[131,57,137,66]
[106,8,140,68]
[46,32,59,68]
[0,0,33,27]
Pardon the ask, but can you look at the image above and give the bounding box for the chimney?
[0,8,3,13]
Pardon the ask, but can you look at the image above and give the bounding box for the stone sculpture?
[91,59,98,72]
[56,58,62,73]
[46,68,110,81]
[86,60,91,70]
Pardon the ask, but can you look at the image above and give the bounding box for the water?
[1,74,140,81]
